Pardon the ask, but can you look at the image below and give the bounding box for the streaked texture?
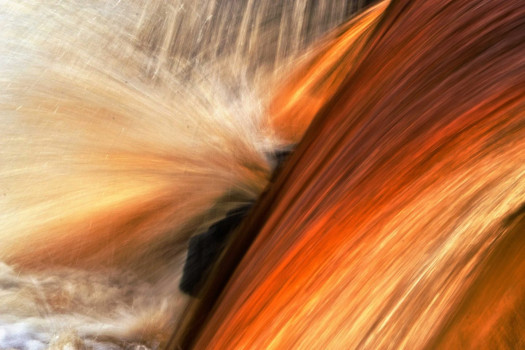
[0,0,370,348]
[177,0,525,348]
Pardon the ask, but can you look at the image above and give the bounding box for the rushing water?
[0,0,370,348]
[2,0,523,349]
[174,0,525,348]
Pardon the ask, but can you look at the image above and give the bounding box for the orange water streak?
[185,0,525,348]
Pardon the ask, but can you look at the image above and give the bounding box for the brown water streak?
[180,0,525,348]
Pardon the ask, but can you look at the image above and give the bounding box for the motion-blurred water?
[0,0,370,348]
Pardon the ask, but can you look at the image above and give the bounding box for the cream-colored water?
[0,0,367,348]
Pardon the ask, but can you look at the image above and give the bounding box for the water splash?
[0,0,369,347]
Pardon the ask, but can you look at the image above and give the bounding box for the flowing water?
[0,0,370,348]
[2,0,524,349]
[174,0,525,348]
